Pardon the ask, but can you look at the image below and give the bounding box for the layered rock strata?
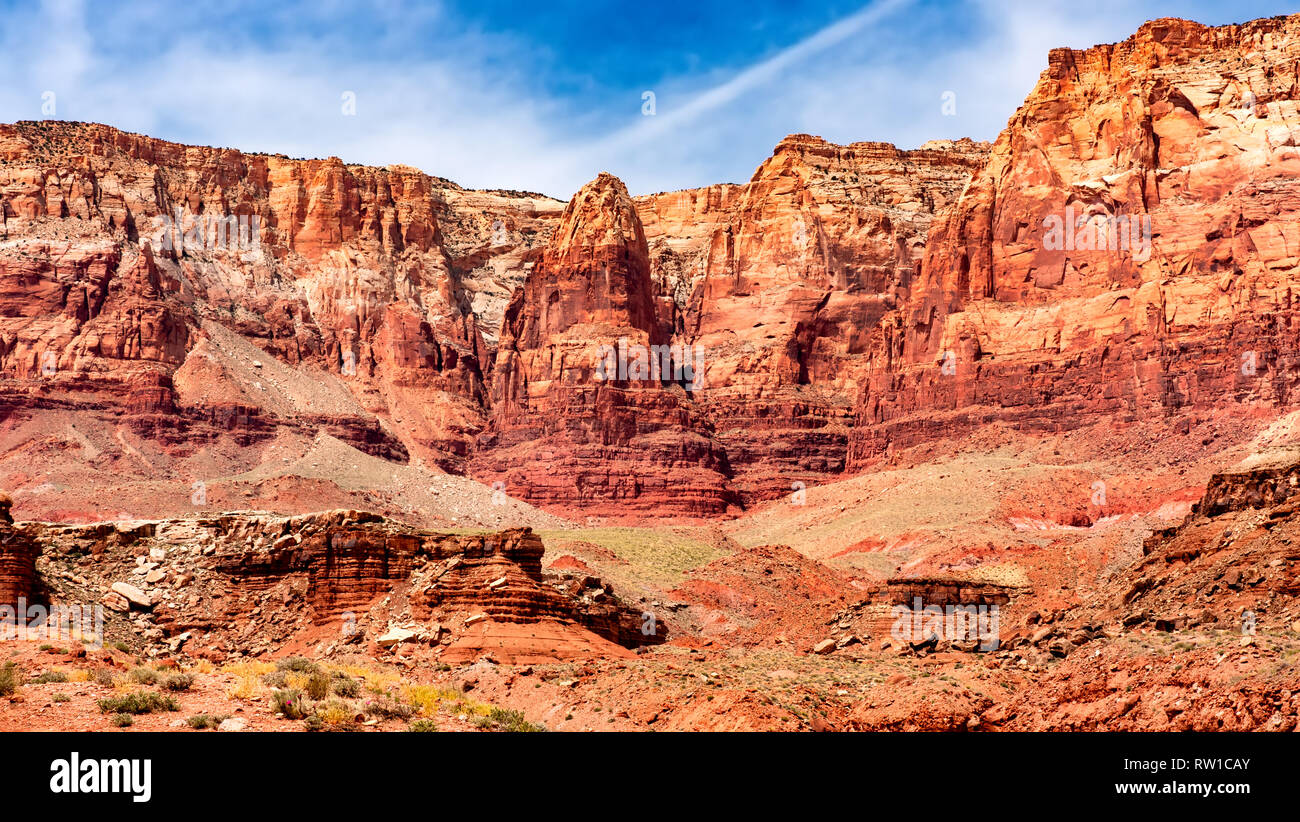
[850,16,1300,465]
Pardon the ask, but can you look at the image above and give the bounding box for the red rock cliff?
[642,135,987,500]
[0,121,562,472]
[850,15,1300,465]
[472,173,735,514]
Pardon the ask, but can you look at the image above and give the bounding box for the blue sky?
[1,0,1296,197]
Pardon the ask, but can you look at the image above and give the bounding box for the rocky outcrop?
[996,455,1300,663]
[420,528,566,619]
[881,577,1021,607]
[0,493,38,606]
[1195,462,1300,517]
[21,510,662,659]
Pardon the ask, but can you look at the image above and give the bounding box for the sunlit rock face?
[850,16,1300,467]
[641,134,987,500]
[0,120,561,474]
[472,172,735,515]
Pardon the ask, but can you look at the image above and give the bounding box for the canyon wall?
[7,15,1300,515]
[642,136,987,501]
[0,121,562,472]
[471,138,988,512]
[849,15,1300,465]
[1,118,987,514]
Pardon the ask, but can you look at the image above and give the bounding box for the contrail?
[592,0,914,154]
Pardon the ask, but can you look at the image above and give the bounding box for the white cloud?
[0,0,1287,199]
[1,0,572,192]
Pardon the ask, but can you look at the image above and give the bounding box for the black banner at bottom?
[3,731,1290,809]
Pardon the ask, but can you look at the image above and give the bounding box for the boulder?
[376,626,418,648]
[110,582,152,610]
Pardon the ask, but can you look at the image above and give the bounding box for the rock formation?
[0,493,39,606]
[850,16,1300,465]
[471,173,734,514]
[8,16,1300,518]
[644,135,988,500]
[473,140,989,511]
[6,13,1300,734]
[21,509,661,661]
[0,121,562,476]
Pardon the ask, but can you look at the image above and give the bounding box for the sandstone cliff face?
[0,118,991,515]
[472,174,734,514]
[471,140,988,512]
[850,16,1300,465]
[0,121,562,473]
[644,135,987,499]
